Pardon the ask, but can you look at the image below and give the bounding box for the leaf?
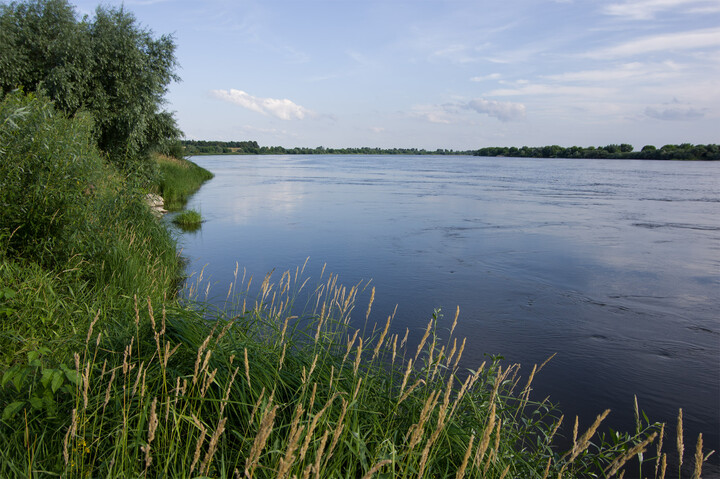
[51,370,64,393]
[41,368,54,389]
[29,396,43,410]
[2,401,25,421]
[63,368,79,386]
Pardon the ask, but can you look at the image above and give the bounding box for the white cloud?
[587,28,720,59]
[412,98,526,123]
[602,0,720,20]
[470,73,502,82]
[461,98,526,121]
[211,89,313,120]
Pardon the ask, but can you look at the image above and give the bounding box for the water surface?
[178,155,719,469]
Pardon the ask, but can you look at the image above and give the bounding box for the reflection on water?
[179,155,719,470]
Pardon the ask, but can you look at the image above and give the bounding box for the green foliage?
[172,209,202,230]
[475,143,720,160]
[0,91,183,365]
[154,154,214,211]
[0,89,107,266]
[0,0,181,176]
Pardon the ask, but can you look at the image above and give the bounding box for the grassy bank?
[154,154,215,211]
[0,91,713,477]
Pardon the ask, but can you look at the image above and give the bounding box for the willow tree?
[0,0,181,176]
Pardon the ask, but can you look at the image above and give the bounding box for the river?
[177,154,719,472]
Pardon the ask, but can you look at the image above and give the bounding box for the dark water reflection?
[178,155,719,470]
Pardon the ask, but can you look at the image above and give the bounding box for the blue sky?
[71,0,719,150]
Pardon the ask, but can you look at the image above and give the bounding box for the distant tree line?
[474,144,720,161]
[181,140,474,156]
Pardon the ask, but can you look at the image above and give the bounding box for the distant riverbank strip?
[183,140,719,161]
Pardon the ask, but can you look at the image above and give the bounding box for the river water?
[178,154,719,471]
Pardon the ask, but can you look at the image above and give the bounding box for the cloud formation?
[587,28,720,59]
[413,98,526,124]
[211,89,312,120]
[461,98,526,121]
[602,0,720,20]
[645,105,705,120]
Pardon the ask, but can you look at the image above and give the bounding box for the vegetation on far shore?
[182,140,719,161]
[0,0,715,477]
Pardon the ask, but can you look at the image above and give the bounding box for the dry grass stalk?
[249,388,266,425]
[189,415,207,477]
[391,334,398,365]
[474,402,497,468]
[407,390,440,451]
[659,453,667,479]
[103,368,116,410]
[308,383,318,415]
[147,397,158,444]
[691,433,703,479]
[244,348,251,387]
[85,309,101,346]
[276,414,306,479]
[453,337,466,370]
[548,415,564,443]
[299,393,338,464]
[311,429,330,479]
[446,338,457,369]
[564,409,611,463]
[449,366,483,420]
[414,318,434,361]
[343,330,359,364]
[193,332,214,385]
[365,286,375,321]
[62,408,77,466]
[455,433,475,479]
[132,361,144,397]
[326,398,348,462]
[200,417,227,476]
[655,422,665,479]
[372,314,392,361]
[221,366,240,416]
[400,327,409,350]
[398,378,425,405]
[492,418,502,461]
[541,456,552,479]
[279,343,287,370]
[499,464,511,479]
[417,378,454,477]
[352,377,363,400]
[605,431,658,477]
[200,368,218,398]
[361,459,392,479]
[82,360,91,409]
[245,403,279,478]
[399,359,413,396]
[677,409,684,473]
[353,337,363,376]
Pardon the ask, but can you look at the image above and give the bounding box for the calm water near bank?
[179,154,719,468]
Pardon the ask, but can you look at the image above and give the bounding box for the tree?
[0,0,181,175]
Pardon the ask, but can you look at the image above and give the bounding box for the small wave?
[632,222,720,231]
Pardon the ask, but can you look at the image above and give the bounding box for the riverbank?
[0,94,712,477]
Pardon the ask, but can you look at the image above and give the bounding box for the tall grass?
[1,265,713,477]
[153,154,214,211]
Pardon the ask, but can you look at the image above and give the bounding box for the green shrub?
[0,90,183,365]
